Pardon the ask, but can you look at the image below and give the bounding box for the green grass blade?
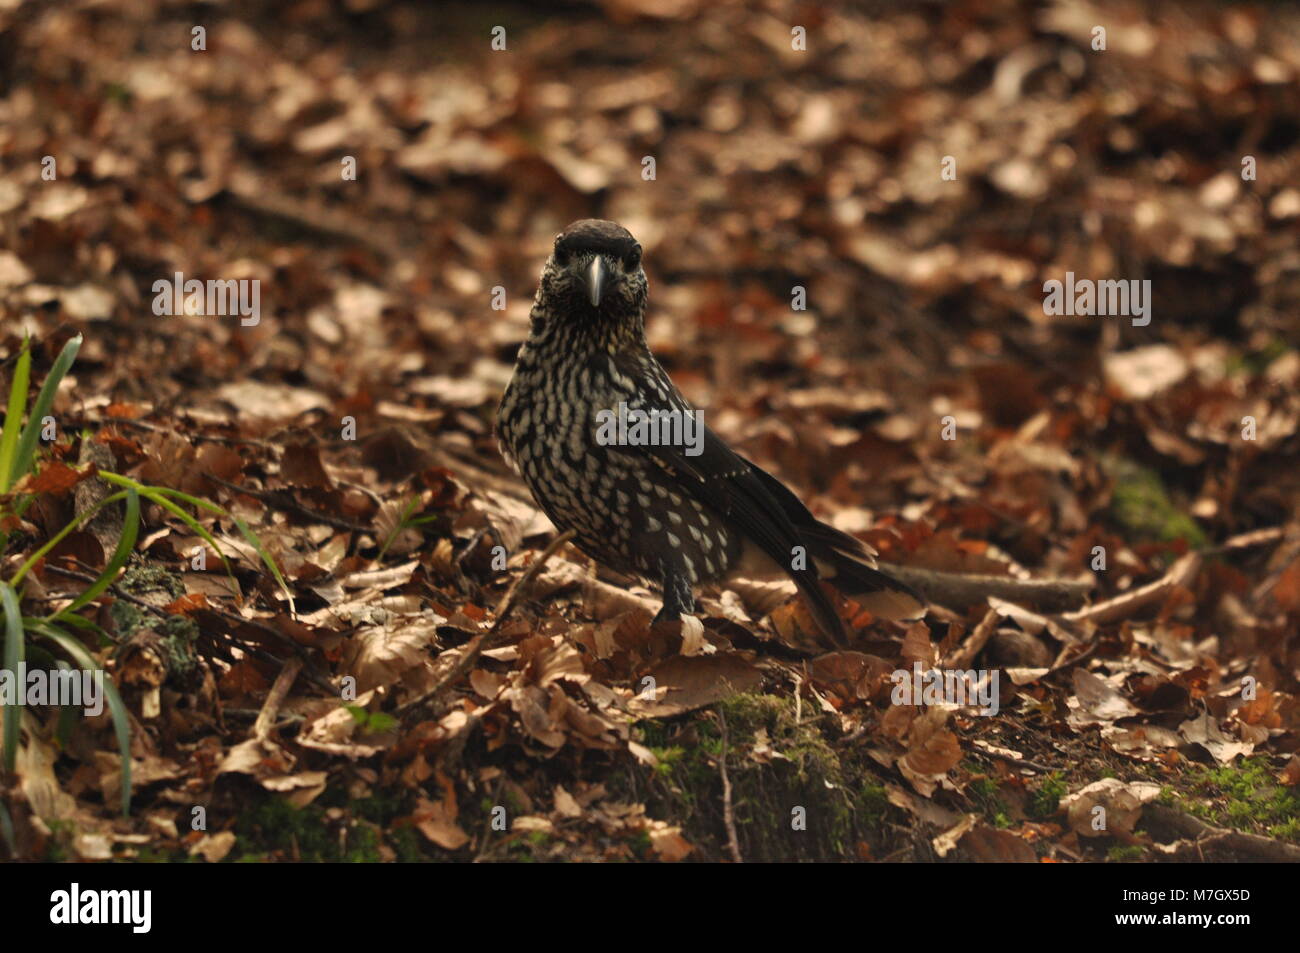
[13,334,81,485]
[228,512,296,615]
[60,488,138,616]
[138,484,295,615]
[139,489,241,597]
[30,622,132,815]
[0,797,13,858]
[96,474,243,593]
[0,583,25,773]
[378,497,423,561]
[48,612,100,632]
[52,660,77,749]
[0,341,32,492]
[8,490,131,588]
[95,473,296,613]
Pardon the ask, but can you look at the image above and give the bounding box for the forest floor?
[1,0,1299,862]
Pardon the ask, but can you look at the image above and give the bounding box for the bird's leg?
[652,564,696,626]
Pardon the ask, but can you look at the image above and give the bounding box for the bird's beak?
[585,256,608,308]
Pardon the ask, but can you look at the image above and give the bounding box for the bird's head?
[536,219,648,334]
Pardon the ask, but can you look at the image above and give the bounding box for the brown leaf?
[27,460,91,495]
[280,443,333,488]
[627,654,762,717]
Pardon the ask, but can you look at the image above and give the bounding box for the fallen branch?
[396,530,575,717]
[1061,552,1201,626]
[1143,803,1300,862]
[879,563,1092,613]
[44,561,336,694]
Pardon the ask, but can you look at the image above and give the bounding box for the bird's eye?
[625,245,642,269]
[553,239,569,266]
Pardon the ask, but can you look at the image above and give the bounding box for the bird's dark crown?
[531,220,648,341]
[554,219,641,264]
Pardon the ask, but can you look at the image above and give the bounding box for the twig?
[396,530,575,717]
[1143,804,1300,862]
[109,417,276,449]
[222,708,304,728]
[1203,525,1285,556]
[225,181,402,259]
[717,709,743,864]
[879,563,1092,613]
[202,472,370,533]
[1061,552,1200,625]
[254,656,304,742]
[473,774,507,864]
[43,563,165,619]
[942,606,999,669]
[973,747,1057,774]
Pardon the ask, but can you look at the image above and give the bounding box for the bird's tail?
[797,524,926,641]
[813,549,926,622]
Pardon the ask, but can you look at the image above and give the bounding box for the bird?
[496,219,924,645]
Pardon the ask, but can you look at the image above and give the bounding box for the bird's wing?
[609,353,923,638]
[606,353,813,572]
[638,419,849,640]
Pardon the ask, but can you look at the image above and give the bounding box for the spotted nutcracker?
[496,219,924,644]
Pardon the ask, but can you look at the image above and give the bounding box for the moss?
[232,796,333,861]
[231,789,427,862]
[158,615,200,686]
[1107,844,1146,862]
[1226,338,1289,376]
[1183,758,1300,842]
[118,565,185,600]
[857,783,891,823]
[107,600,147,638]
[42,819,74,862]
[1269,818,1300,841]
[502,829,557,863]
[133,845,193,863]
[637,720,672,749]
[1105,457,1207,547]
[106,568,201,688]
[648,745,687,778]
[969,776,1011,826]
[1028,772,1068,819]
[636,693,906,861]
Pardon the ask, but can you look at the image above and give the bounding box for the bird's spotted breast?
[498,331,738,586]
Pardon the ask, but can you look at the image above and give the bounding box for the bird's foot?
[650,610,712,656]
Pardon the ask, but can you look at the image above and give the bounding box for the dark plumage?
[496,219,924,644]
